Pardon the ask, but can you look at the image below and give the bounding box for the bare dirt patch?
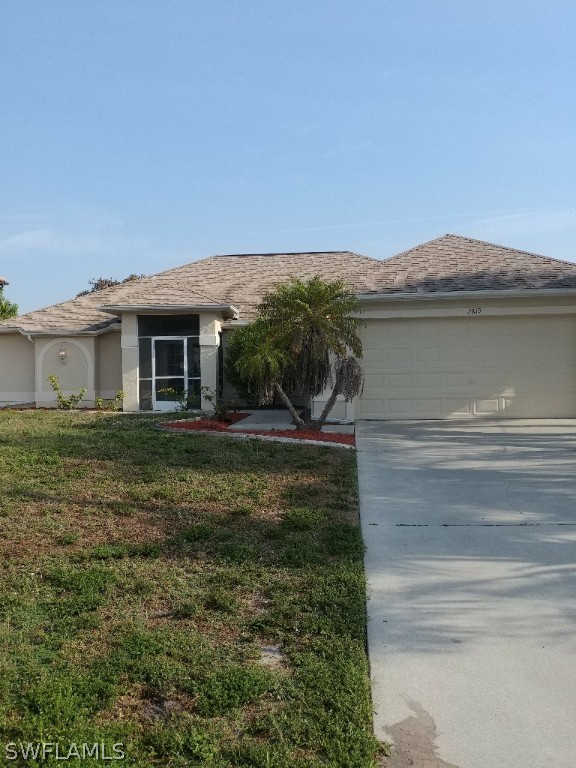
[381,700,460,768]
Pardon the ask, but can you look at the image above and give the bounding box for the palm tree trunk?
[273,382,307,430]
[315,384,341,429]
[313,356,362,430]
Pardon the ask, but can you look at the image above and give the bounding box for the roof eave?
[356,287,576,302]
[0,324,121,337]
[98,303,240,320]
[221,319,250,329]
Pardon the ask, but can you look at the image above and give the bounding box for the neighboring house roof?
[2,235,576,335]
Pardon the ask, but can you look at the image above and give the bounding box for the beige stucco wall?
[0,333,35,404]
[120,313,139,411]
[1,332,116,408]
[36,336,95,407]
[356,293,576,318]
[199,313,221,410]
[96,331,122,400]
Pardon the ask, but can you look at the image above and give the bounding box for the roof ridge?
[440,233,575,266]
[156,250,380,273]
[211,250,359,258]
[381,235,453,264]
[382,233,576,268]
[102,270,221,307]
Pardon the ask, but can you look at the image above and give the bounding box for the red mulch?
[162,412,251,432]
[240,428,355,446]
[160,413,355,446]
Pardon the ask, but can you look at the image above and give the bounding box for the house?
[2,234,576,419]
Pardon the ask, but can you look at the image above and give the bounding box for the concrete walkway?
[228,409,294,431]
[228,409,354,433]
[356,420,576,768]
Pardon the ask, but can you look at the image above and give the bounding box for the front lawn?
[0,411,378,767]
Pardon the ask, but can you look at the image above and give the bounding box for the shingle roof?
[362,234,576,294]
[0,251,378,334]
[0,283,122,334]
[2,236,576,334]
[100,251,380,321]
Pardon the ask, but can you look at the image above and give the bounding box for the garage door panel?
[532,346,575,366]
[358,316,576,419]
[414,399,443,416]
[499,385,521,398]
[527,368,565,390]
[363,349,384,365]
[441,347,471,365]
[386,373,411,390]
[386,348,412,364]
[364,373,384,389]
[474,399,500,415]
[445,372,471,389]
[447,399,473,415]
[386,399,413,416]
[473,372,501,389]
[415,373,441,389]
[361,399,385,417]
[414,348,441,364]
[382,324,415,342]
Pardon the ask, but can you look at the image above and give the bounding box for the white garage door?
[358,315,576,419]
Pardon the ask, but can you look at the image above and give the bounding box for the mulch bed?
[239,428,355,446]
[161,412,355,446]
[162,412,251,432]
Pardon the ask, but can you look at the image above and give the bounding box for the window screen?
[138,314,200,337]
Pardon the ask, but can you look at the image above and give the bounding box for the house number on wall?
[467,307,482,315]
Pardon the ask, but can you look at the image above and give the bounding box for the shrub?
[47,375,87,410]
[200,386,241,422]
[95,390,124,411]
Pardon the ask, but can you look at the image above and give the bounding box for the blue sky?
[1,0,575,314]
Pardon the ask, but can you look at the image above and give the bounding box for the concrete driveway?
[357,420,576,768]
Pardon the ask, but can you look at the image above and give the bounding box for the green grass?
[0,410,379,766]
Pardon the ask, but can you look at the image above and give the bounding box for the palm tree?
[225,319,306,427]
[226,277,364,430]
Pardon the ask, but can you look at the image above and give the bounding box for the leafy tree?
[77,273,145,297]
[0,286,18,320]
[226,277,364,430]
